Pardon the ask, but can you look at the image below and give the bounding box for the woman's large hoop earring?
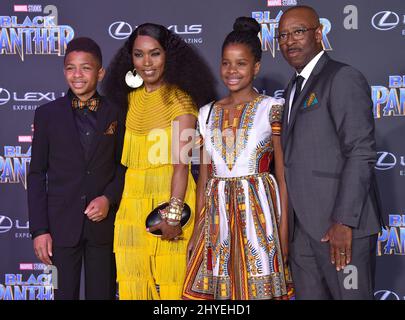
[125,69,143,88]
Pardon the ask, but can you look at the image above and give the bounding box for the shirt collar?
[67,89,101,102]
[296,50,325,80]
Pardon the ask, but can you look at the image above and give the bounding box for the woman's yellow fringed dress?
[114,85,197,300]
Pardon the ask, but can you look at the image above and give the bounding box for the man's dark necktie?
[292,75,305,107]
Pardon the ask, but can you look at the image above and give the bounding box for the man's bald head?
[280,5,320,26]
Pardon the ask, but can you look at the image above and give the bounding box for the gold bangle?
[167,212,181,220]
[162,197,184,226]
[170,197,184,208]
[159,207,168,219]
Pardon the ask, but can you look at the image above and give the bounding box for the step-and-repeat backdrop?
[0,0,404,300]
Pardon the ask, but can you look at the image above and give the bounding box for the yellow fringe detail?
[118,281,183,300]
[120,166,174,198]
[118,280,159,300]
[121,128,174,169]
[114,166,196,299]
[159,285,184,300]
[126,84,198,134]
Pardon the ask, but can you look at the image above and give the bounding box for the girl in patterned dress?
[183,17,293,300]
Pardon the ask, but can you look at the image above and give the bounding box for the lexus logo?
[374,290,402,300]
[375,151,396,170]
[0,88,11,105]
[372,11,400,31]
[0,215,13,233]
[109,21,132,40]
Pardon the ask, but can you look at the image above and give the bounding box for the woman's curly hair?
[102,23,217,111]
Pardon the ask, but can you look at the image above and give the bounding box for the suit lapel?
[61,97,86,163]
[284,53,330,149]
[86,99,112,165]
[286,74,315,137]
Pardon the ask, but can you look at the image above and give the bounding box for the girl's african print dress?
[183,95,293,300]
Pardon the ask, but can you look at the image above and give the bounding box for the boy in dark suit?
[28,37,125,300]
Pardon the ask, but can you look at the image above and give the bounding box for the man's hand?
[85,195,110,222]
[321,223,352,271]
[147,220,182,241]
[33,233,53,265]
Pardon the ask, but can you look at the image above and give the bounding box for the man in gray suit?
[278,6,382,299]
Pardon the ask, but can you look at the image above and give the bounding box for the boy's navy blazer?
[28,95,126,246]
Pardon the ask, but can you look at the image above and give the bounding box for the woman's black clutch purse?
[145,202,191,236]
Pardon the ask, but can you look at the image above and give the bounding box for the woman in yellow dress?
[103,23,216,299]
